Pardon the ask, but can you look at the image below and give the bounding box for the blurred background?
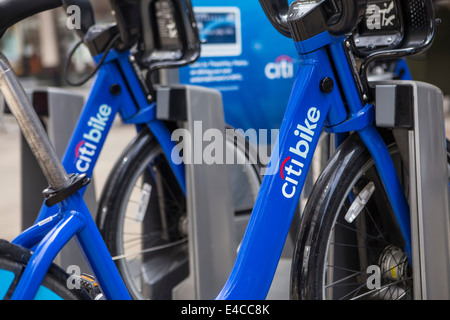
[0,1,448,95]
[0,0,114,90]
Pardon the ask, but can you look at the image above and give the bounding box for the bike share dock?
[375,80,450,299]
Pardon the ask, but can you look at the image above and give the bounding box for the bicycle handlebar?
[258,0,291,38]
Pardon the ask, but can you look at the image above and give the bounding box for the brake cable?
[64,33,121,87]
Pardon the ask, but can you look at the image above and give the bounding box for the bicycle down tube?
[217,33,411,299]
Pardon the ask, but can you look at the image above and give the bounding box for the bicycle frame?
[9,50,185,300]
[216,32,412,299]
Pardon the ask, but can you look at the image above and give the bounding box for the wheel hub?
[379,245,410,282]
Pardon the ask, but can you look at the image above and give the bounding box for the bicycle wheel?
[291,132,449,300]
[0,240,90,300]
[97,127,261,300]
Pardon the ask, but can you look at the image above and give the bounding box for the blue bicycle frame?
[10,50,185,300]
[216,32,412,299]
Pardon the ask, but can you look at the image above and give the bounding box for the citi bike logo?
[280,107,320,199]
[366,1,396,30]
[265,55,294,80]
[74,104,112,173]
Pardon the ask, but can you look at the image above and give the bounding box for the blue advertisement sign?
[179,1,298,134]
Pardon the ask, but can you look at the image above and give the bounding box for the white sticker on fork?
[136,183,152,222]
[37,215,54,227]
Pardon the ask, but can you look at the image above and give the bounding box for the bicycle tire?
[97,126,262,300]
[291,131,450,300]
[0,239,90,300]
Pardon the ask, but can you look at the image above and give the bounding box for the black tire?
[0,239,90,300]
[97,127,261,300]
[291,131,442,300]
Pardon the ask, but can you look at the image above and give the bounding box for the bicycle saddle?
[0,0,62,38]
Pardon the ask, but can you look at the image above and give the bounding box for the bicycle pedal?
[78,274,104,300]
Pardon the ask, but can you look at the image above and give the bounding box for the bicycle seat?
[0,0,62,38]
